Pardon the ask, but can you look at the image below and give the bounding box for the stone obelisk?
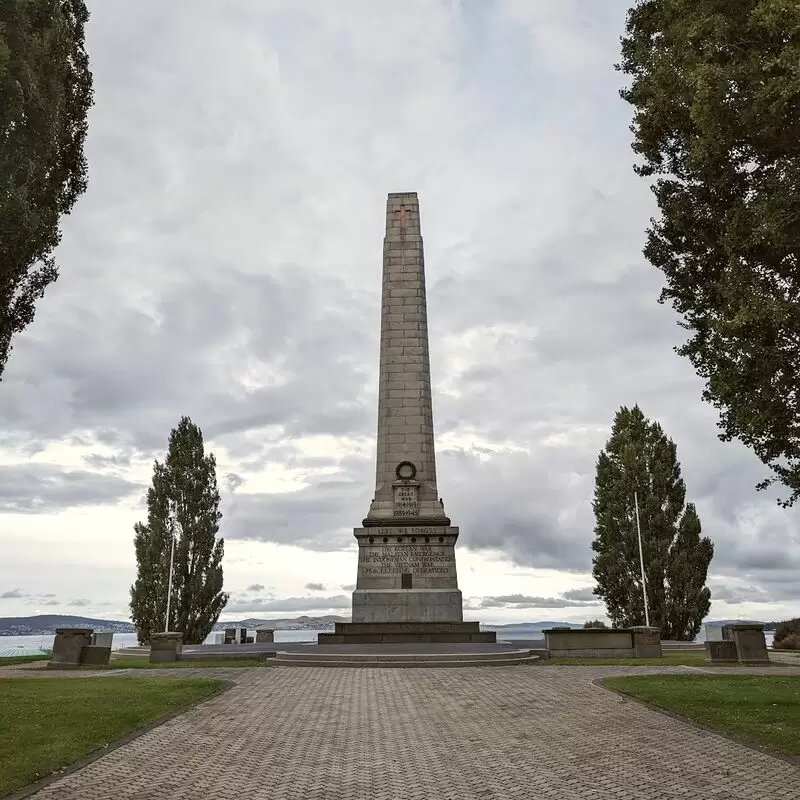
[320,192,494,643]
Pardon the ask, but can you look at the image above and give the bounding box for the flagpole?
[634,490,650,627]
[165,504,177,633]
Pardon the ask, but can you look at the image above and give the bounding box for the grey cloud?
[1,589,25,599]
[341,584,356,592]
[710,584,773,605]
[224,470,370,551]
[225,595,351,613]
[305,583,326,591]
[42,599,60,606]
[0,465,140,514]
[246,584,265,592]
[83,453,132,470]
[70,599,92,607]
[562,588,597,603]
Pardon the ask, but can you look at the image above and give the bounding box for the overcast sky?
[1,0,798,627]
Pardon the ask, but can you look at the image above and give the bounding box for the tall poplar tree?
[130,417,229,644]
[618,1,800,505]
[592,405,714,640]
[1,1,94,379]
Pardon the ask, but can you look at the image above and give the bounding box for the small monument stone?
[48,627,93,669]
[149,632,182,663]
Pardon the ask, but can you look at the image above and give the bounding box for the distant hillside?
[1,614,350,636]
[0,615,135,636]
[485,621,583,630]
[211,615,349,631]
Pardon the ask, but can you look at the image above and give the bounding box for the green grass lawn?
[0,655,50,666]
[604,674,800,758]
[548,651,708,666]
[0,677,221,796]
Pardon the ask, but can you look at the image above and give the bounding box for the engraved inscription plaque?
[393,484,419,517]
[359,544,455,575]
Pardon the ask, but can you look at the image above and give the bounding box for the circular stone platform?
[271,643,539,668]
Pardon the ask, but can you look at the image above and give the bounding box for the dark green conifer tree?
[130,417,228,644]
[592,405,713,640]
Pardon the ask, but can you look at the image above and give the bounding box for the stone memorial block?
[706,640,738,663]
[632,626,662,658]
[48,627,93,669]
[150,632,183,663]
[256,628,274,643]
[80,645,111,666]
[730,623,770,665]
[224,628,236,644]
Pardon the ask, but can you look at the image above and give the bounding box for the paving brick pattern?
[26,665,799,799]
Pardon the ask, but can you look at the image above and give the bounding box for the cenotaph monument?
[319,192,495,644]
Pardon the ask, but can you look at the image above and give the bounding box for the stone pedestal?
[256,628,274,643]
[730,623,770,665]
[706,640,738,663]
[318,621,495,644]
[149,632,183,663]
[632,627,662,658]
[48,627,93,669]
[80,645,111,666]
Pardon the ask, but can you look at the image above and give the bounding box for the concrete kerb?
[593,672,800,768]
[5,678,235,800]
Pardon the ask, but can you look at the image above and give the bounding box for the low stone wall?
[544,627,662,659]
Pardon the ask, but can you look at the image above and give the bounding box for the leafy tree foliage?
[130,417,229,644]
[618,1,800,505]
[0,1,93,378]
[774,617,800,650]
[592,405,714,640]
[583,619,608,629]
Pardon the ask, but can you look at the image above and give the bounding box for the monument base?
[318,621,496,644]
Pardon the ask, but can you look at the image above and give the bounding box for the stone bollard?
[632,627,662,658]
[730,623,770,665]
[255,628,274,643]
[150,632,183,663]
[706,640,738,663]
[48,628,94,669]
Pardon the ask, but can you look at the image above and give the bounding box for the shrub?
[584,619,608,629]
[773,618,800,650]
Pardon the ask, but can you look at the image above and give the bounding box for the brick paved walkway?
[20,665,800,799]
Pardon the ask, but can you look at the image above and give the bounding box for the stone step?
[272,649,538,668]
[279,648,532,663]
[273,655,539,668]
